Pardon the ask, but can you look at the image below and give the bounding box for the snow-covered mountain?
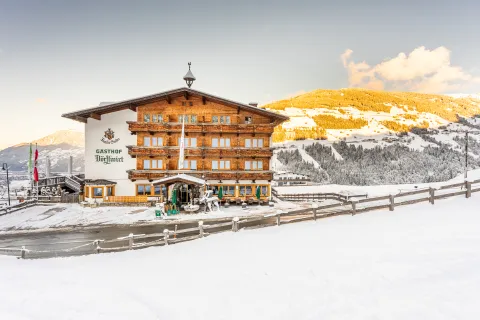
[0,130,84,173]
[264,88,480,185]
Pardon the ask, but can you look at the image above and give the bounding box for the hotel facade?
[62,71,288,204]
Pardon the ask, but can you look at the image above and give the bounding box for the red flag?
[33,144,39,182]
[33,167,39,182]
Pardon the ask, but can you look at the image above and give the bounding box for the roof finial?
[183,62,196,88]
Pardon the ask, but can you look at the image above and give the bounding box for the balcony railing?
[127,170,274,182]
[126,146,273,158]
[127,122,275,134]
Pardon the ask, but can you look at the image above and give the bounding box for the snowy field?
[1,195,479,319]
[275,169,480,197]
[0,200,302,233]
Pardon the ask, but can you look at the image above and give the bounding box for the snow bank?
[0,201,303,233]
[1,195,480,319]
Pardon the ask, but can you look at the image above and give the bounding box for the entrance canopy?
[152,174,207,186]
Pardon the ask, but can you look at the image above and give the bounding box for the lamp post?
[2,163,10,207]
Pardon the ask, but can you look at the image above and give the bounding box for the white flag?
[178,115,185,170]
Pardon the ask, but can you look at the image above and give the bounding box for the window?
[136,184,152,196]
[239,185,253,196]
[211,185,235,196]
[179,115,197,124]
[93,187,103,197]
[178,137,197,147]
[153,185,167,197]
[224,185,235,196]
[144,159,163,170]
[245,160,263,170]
[245,138,263,148]
[212,160,230,170]
[151,114,163,123]
[212,138,230,147]
[261,186,268,196]
[144,114,151,123]
[107,186,114,196]
[189,101,193,106]
[178,160,197,170]
[245,116,252,124]
[220,116,230,124]
[212,115,230,124]
[151,137,163,146]
[143,160,150,169]
[144,137,151,147]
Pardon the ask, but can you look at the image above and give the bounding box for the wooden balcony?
[127,146,273,158]
[127,170,274,182]
[127,122,275,134]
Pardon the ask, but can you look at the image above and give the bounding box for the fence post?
[351,200,357,215]
[312,203,318,221]
[198,221,204,238]
[465,180,472,198]
[429,187,435,205]
[389,194,395,211]
[21,246,26,259]
[163,229,170,245]
[94,240,101,254]
[128,233,134,250]
[232,217,239,232]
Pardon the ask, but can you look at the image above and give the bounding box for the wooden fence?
[2,178,480,259]
[272,189,367,203]
[0,199,38,216]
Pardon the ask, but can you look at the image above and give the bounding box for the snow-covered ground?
[1,194,479,319]
[275,169,480,196]
[0,200,302,233]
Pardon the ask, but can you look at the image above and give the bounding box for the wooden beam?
[74,116,87,123]
[166,95,172,104]
[129,104,137,112]
[90,113,101,121]
[184,91,189,100]
[202,96,207,105]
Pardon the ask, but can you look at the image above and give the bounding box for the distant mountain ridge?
[0,130,84,173]
[262,88,480,142]
[12,130,85,148]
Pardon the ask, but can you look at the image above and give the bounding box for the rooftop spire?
[183,62,196,88]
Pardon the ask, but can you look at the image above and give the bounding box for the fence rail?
[0,199,38,216]
[2,179,479,259]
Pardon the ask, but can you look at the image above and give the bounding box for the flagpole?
[178,115,185,172]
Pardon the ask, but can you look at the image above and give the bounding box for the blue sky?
[0,0,479,148]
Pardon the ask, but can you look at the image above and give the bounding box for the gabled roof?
[152,174,207,186]
[62,87,289,123]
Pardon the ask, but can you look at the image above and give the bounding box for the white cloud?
[341,46,479,93]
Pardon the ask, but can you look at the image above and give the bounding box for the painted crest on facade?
[101,128,120,144]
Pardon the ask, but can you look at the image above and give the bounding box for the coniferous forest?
[277,140,479,185]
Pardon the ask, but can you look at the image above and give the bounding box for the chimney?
[249,102,258,108]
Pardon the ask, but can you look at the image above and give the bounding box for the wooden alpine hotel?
[62,64,289,206]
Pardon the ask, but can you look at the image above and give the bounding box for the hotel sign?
[95,149,124,165]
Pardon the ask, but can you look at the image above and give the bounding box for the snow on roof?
[152,174,207,186]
